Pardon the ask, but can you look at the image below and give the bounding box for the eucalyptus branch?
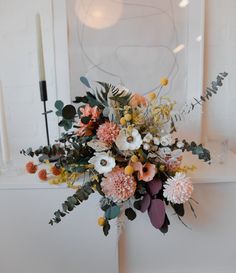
[173,72,228,122]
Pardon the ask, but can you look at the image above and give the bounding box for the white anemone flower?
[115,128,142,151]
[88,152,115,174]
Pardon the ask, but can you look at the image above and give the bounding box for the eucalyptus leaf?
[62,105,76,120]
[55,100,64,110]
[103,220,111,236]
[80,76,91,88]
[125,208,136,221]
[105,205,121,220]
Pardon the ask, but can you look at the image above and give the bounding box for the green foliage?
[173,72,228,122]
[81,116,91,124]
[20,144,65,158]
[105,204,121,220]
[62,105,76,120]
[73,92,100,108]
[49,182,95,225]
[80,76,91,88]
[103,219,111,236]
[171,203,185,217]
[133,200,142,211]
[96,81,132,107]
[178,140,211,163]
[58,119,73,131]
[55,100,64,117]
[125,208,137,221]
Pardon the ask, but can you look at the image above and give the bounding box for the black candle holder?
[39,80,59,163]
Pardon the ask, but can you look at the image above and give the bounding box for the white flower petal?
[163,172,193,204]
[89,152,116,174]
[143,133,153,143]
[153,137,160,146]
[115,128,142,151]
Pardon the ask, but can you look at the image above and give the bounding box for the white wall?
[203,0,236,151]
[126,1,236,272]
[0,0,60,156]
[1,1,236,273]
[0,188,118,273]
[0,1,118,273]
[126,183,236,273]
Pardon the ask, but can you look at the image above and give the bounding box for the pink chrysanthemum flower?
[163,172,193,204]
[97,121,120,145]
[101,167,137,202]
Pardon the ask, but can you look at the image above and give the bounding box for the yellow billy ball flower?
[120,117,127,126]
[124,165,134,175]
[131,155,139,163]
[98,217,106,226]
[124,113,132,122]
[160,77,169,86]
[147,92,157,101]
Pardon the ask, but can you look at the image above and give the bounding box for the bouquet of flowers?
[22,73,228,236]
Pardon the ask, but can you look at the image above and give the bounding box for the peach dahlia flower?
[101,167,137,202]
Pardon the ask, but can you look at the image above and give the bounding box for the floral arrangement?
[22,73,228,236]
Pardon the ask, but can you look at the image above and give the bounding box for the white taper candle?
[0,81,10,167]
[35,13,46,81]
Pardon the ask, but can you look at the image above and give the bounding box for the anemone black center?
[100,159,107,166]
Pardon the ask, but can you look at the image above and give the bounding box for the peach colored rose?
[130,93,148,108]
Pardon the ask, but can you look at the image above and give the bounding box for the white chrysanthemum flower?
[89,152,116,174]
[143,133,153,143]
[163,172,194,204]
[153,137,160,146]
[115,128,142,151]
[160,134,172,146]
[143,143,150,150]
[158,147,172,158]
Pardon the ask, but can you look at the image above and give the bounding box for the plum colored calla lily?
[140,179,166,230]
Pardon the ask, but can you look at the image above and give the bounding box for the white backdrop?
[0,1,118,273]
[1,1,236,273]
[67,0,204,142]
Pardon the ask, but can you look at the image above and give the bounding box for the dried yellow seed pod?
[124,113,132,122]
[120,117,127,126]
[147,92,157,100]
[160,78,169,86]
[124,165,134,175]
[98,217,106,226]
[131,155,139,163]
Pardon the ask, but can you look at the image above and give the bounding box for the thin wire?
[74,0,182,93]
